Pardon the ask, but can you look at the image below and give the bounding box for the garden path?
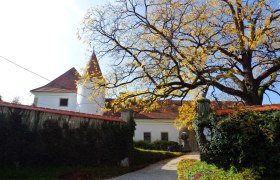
[111,152,200,180]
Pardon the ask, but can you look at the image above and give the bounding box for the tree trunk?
[244,96,262,106]
[242,54,262,106]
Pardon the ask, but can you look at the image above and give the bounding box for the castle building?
[30,52,199,151]
[31,53,105,115]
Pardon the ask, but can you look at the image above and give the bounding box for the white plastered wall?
[134,119,180,143]
[32,92,77,111]
[76,81,105,115]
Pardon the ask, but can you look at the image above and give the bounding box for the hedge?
[194,110,280,176]
[134,140,182,152]
[0,108,135,167]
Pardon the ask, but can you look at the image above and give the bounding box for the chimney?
[121,109,133,122]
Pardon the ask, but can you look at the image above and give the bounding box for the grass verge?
[133,148,183,169]
[177,159,261,180]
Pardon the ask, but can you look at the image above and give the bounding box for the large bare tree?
[80,0,280,108]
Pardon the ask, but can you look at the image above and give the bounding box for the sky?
[0,0,279,105]
[0,0,109,104]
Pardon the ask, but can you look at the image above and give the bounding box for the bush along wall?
[0,107,135,168]
[134,140,182,152]
[194,110,280,176]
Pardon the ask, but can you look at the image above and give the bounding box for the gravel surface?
[111,152,200,180]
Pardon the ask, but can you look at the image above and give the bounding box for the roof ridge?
[31,67,80,93]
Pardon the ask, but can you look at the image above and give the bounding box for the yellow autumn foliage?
[174,101,197,130]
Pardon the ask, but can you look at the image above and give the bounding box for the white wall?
[134,119,180,143]
[76,81,105,115]
[32,92,77,111]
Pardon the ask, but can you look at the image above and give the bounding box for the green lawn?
[0,148,183,179]
[133,148,183,169]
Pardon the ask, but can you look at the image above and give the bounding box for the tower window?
[59,98,68,107]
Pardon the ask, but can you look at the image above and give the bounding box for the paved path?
[111,152,200,180]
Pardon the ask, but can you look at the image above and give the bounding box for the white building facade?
[32,92,77,111]
[134,118,179,142]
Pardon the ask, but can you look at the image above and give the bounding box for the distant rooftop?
[104,99,242,120]
[215,103,280,115]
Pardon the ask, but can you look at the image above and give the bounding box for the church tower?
[76,52,105,115]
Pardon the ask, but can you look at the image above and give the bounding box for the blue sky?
[0,0,279,105]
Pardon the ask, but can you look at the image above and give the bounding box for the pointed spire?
[85,51,102,77]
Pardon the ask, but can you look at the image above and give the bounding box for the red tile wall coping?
[215,104,280,115]
[0,101,124,123]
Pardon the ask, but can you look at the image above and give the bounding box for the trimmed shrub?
[152,140,182,152]
[134,140,182,152]
[134,140,153,150]
[194,110,280,176]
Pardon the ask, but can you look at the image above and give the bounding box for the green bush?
[134,140,182,152]
[194,110,280,176]
[152,140,182,152]
[134,140,153,150]
[177,159,261,180]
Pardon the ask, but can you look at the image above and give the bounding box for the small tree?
[11,97,21,104]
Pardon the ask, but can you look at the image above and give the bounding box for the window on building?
[144,132,151,142]
[59,98,68,107]
[161,132,169,141]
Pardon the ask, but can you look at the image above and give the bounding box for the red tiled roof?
[104,99,181,119]
[135,110,178,119]
[0,101,124,123]
[132,100,181,119]
[104,109,178,119]
[135,101,241,119]
[86,52,102,77]
[215,104,280,115]
[104,99,241,120]
[30,68,80,93]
